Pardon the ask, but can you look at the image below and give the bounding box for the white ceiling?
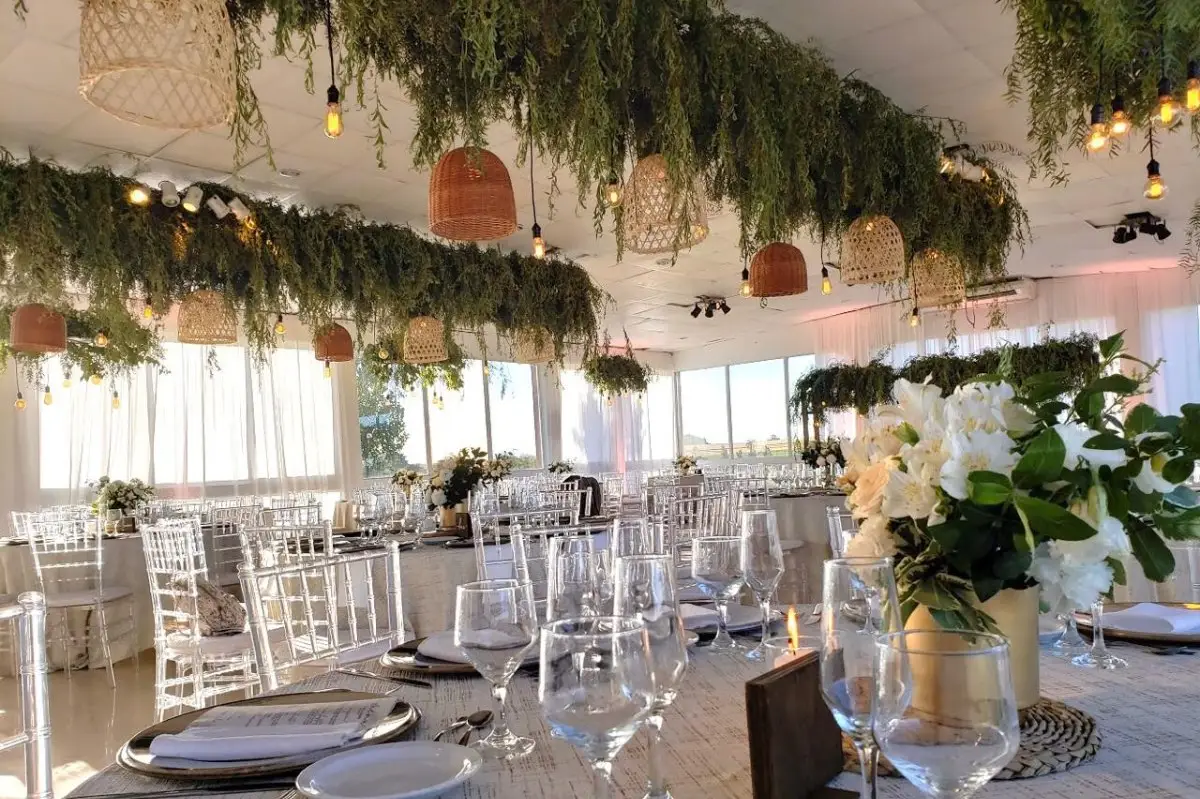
[0,0,1192,357]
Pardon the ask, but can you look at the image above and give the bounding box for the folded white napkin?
[149,699,390,762]
[1101,603,1200,634]
[418,629,537,664]
[678,603,720,629]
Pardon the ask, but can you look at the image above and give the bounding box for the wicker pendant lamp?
[749,243,808,298]
[840,215,906,286]
[428,147,518,242]
[177,290,237,344]
[403,316,448,364]
[513,328,555,364]
[78,0,235,130]
[313,323,354,362]
[911,249,966,309]
[8,304,67,354]
[622,154,708,255]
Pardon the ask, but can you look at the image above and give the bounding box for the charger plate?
[117,691,419,780]
[1074,602,1200,646]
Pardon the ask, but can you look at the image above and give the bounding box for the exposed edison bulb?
[142,303,154,320]
[325,86,344,139]
[1109,112,1130,137]
[89,373,102,385]
[62,375,73,389]
[820,265,833,296]
[1188,62,1200,112]
[606,395,615,407]
[1086,124,1108,152]
[111,390,120,410]
[377,346,390,360]
[42,385,52,406]
[482,362,490,377]
[938,152,956,175]
[94,331,109,348]
[739,267,751,297]
[274,314,286,336]
[1144,159,1167,200]
[604,179,623,207]
[531,223,546,259]
[128,185,150,206]
[1158,78,1180,126]
[909,307,920,328]
[323,361,333,379]
[14,392,25,410]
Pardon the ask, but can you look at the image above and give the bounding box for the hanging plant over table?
[583,334,651,399]
[0,304,163,381]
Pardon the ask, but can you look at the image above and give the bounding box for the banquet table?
[65,633,1200,799]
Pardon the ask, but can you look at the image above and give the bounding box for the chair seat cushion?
[165,625,285,658]
[45,585,133,608]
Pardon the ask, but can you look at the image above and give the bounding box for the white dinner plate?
[683,603,769,633]
[296,742,482,799]
[417,630,539,665]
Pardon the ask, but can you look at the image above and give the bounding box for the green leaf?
[927,520,963,552]
[992,549,1032,581]
[972,574,1004,603]
[1129,486,1162,514]
[1125,403,1160,436]
[1154,507,1200,541]
[1163,456,1195,486]
[1165,485,1200,509]
[1128,518,1176,583]
[967,472,1013,505]
[1012,428,1066,488]
[895,422,920,446]
[1083,432,1127,450]
[1106,556,1127,586]
[1073,390,1104,422]
[1098,332,1124,361]
[1106,483,1129,522]
[1036,400,1070,422]
[1086,373,1140,395]
[1021,372,1070,403]
[1012,495,1097,541]
[911,578,964,611]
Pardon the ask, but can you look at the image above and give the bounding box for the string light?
[1109,96,1130,137]
[604,175,623,207]
[909,307,920,328]
[377,345,390,360]
[323,0,343,138]
[323,360,332,378]
[1188,61,1200,113]
[1144,158,1167,200]
[128,185,150,205]
[1158,77,1180,125]
[531,223,546,259]
[42,385,52,406]
[62,373,73,389]
[142,301,154,319]
[274,314,286,336]
[739,266,751,297]
[483,362,490,377]
[1086,103,1109,152]
[820,265,833,296]
[94,331,109,348]
[14,392,25,410]
[938,152,956,175]
[89,373,102,385]
[528,126,546,259]
[111,389,120,410]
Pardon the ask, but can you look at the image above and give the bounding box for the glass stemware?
[875,630,1021,798]
[547,550,612,620]
[539,616,657,799]
[1050,612,1088,657]
[614,554,689,799]
[690,536,746,652]
[1072,600,1129,669]
[611,518,665,558]
[740,509,785,661]
[821,557,902,799]
[454,579,538,758]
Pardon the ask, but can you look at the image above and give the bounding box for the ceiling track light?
[206,196,231,219]
[719,300,731,315]
[690,303,701,318]
[159,180,180,207]
[182,185,203,213]
[704,302,715,319]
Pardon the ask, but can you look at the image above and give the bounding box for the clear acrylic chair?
[26,519,137,687]
[259,504,323,527]
[536,489,587,524]
[0,593,52,799]
[240,521,335,567]
[239,540,405,691]
[666,492,729,584]
[141,518,260,720]
[208,504,259,588]
[825,505,858,558]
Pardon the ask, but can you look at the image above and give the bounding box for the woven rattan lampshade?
[313,323,354,363]
[403,316,448,364]
[428,148,518,242]
[622,154,708,255]
[750,243,809,298]
[78,0,235,130]
[8,304,67,354]
[177,290,237,344]
[912,249,966,309]
[513,328,555,364]
[840,215,905,286]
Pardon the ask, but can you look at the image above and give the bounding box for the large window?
[729,359,788,458]
[488,363,538,468]
[640,374,676,464]
[357,362,426,478]
[679,367,730,459]
[426,360,488,461]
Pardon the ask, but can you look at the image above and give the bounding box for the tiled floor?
[0,651,158,799]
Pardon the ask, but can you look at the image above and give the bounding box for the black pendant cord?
[325,0,337,87]
[528,113,538,227]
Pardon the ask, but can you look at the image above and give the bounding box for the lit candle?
[773,607,809,669]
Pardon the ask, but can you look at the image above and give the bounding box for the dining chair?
[537,488,587,524]
[239,540,405,691]
[0,593,52,799]
[825,505,857,558]
[141,518,261,720]
[26,519,137,687]
[259,503,323,527]
[240,521,335,567]
[665,492,728,583]
[207,503,259,588]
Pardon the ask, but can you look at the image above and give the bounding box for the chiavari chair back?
[0,592,52,799]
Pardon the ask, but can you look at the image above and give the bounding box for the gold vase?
[438,506,457,530]
[904,587,1039,710]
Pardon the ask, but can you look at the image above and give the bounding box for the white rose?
[431,489,446,506]
[848,459,895,520]
[845,515,897,560]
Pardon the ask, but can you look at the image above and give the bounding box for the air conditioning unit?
[964,277,1037,308]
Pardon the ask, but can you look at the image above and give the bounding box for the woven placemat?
[842,697,1100,780]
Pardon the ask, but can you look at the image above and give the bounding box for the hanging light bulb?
[325,85,343,139]
[1158,77,1180,126]
[94,331,109,348]
[323,360,332,379]
[1086,103,1109,152]
[89,373,102,385]
[14,392,25,410]
[111,390,120,410]
[1144,158,1167,200]
[1188,61,1200,112]
[1109,96,1131,137]
[531,223,546,259]
[604,176,623,207]
[377,345,390,360]
[909,307,920,328]
[42,385,52,406]
[607,395,615,407]
[128,185,150,206]
[274,314,286,336]
[739,266,751,297]
[820,265,833,296]
[483,362,490,377]
[62,374,73,389]
[142,301,154,319]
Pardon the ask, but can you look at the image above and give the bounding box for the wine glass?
[1050,611,1088,657]
[875,630,1021,798]
[820,557,902,799]
[691,536,746,652]
[1072,600,1128,670]
[547,550,606,620]
[611,518,665,557]
[740,509,784,661]
[454,579,538,758]
[539,616,657,799]
[614,554,689,799]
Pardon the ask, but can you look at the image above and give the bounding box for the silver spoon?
[434,710,492,742]
[456,710,494,746]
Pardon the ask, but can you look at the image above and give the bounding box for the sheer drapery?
[559,369,675,472]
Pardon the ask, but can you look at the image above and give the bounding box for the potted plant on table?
[90,476,156,533]
[426,448,488,531]
[841,334,1200,708]
[547,460,574,476]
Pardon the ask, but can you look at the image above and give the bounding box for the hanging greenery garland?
[105,0,1031,285]
[582,335,652,398]
[361,335,467,391]
[0,304,163,380]
[790,334,1101,428]
[0,154,607,370]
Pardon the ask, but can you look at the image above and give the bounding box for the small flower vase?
[115,513,137,534]
[822,463,835,488]
[104,509,121,534]
[438,506,457,530]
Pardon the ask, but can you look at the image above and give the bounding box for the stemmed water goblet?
[454,579,538,758]
[1072,600,1128,669]
[690,536,746,652]
[539,616,657,799]
[740,509,784,661]
[1051,610,1088,658]
[615,554,689,799]
[820,557,901,799]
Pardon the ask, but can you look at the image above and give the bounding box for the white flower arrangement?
[90,476,156,513]
[547,460,574,475]
[424,448,488,509]
[483,452,514,482]
[799,438,846,469]
[390,468,423,488]
[674,455,698,474]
